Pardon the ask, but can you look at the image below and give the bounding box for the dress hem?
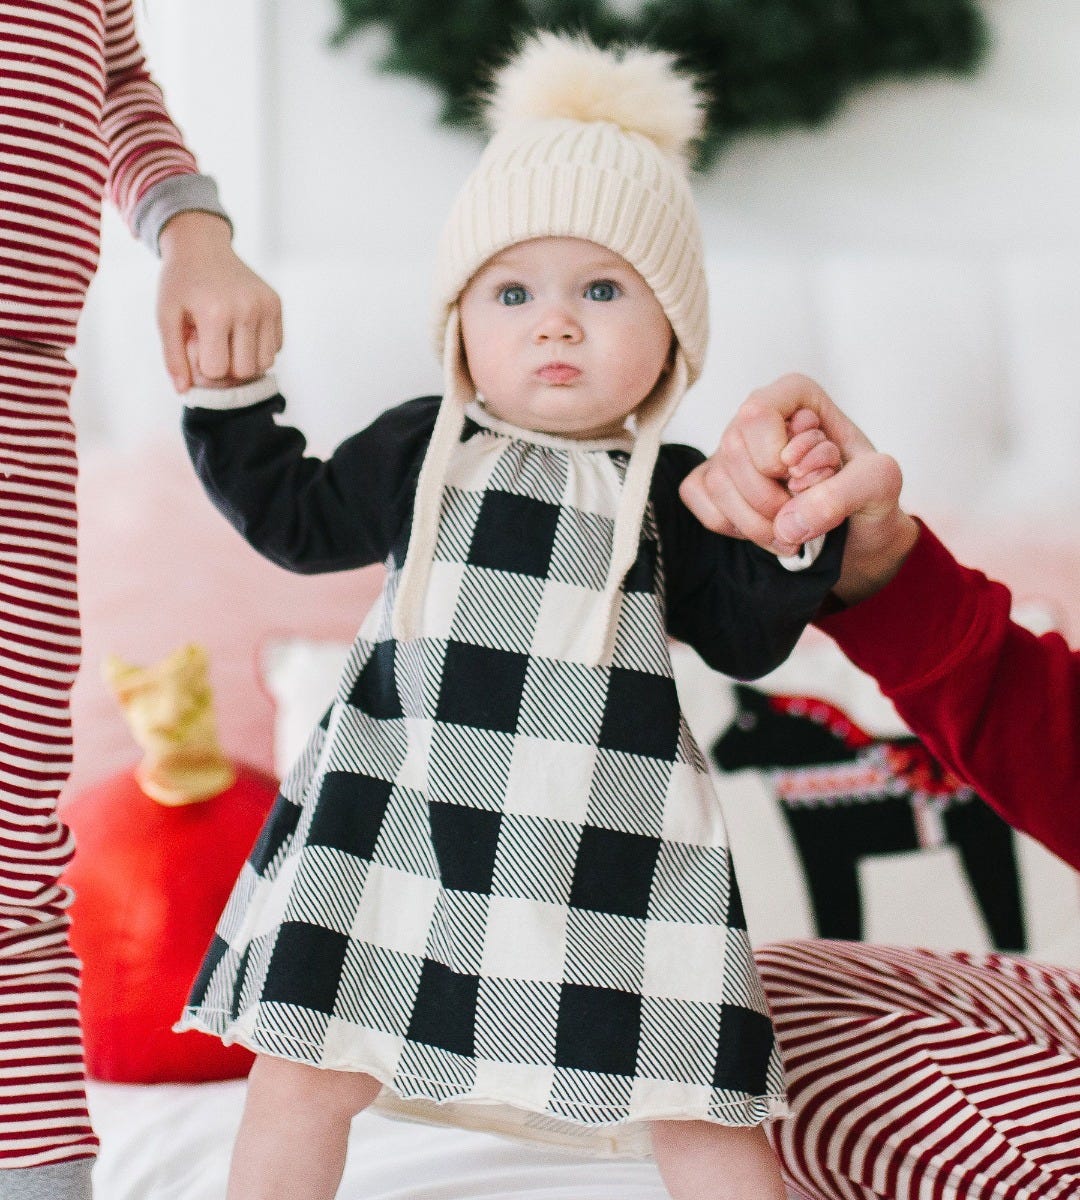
[175,1007,789,1159]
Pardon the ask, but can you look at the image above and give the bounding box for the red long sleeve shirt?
[816,523,1080,870]
[1,0,207,350]
[101,0,198,226]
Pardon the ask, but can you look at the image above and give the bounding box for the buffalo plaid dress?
[177,392,843,1157]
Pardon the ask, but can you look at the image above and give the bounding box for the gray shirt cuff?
[133,173,233,255]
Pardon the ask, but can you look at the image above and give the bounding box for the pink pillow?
[67,438,383,801]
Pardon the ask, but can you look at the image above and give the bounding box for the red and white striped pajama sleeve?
[759,939,1080,1200]
[0,0,198,1169]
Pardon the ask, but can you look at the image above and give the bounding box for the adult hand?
[182,337,251,392]
[679,373,920,603]
[157,211,282,392]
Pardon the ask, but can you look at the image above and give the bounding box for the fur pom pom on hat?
[486,32,705,162]
[394,33,710,664]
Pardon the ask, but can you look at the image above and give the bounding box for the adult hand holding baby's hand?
[181,337,264,391]
[680,373,920,603]
[157,211,282,393]
[678,374,846,554]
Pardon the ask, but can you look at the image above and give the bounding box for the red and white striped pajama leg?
[1,0,110,1172]
[2,1,198,1177]
[758,939,1080,1200]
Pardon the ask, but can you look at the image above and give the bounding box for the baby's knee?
[247,1054,381,1120]
[652,1117,764,1158]
[650,1120,786,1200]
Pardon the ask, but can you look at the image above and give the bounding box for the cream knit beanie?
[393,33,709,664]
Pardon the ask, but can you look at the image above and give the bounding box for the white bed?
[87,1080,674,1199]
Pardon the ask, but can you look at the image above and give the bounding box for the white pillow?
[993,254,1080,516]
[812,255,1005,516]
[262,637,351,778]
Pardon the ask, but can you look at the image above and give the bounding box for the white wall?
[73,0,1080,513]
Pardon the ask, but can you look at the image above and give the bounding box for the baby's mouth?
[536,363,581,385]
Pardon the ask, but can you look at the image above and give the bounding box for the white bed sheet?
[88,1079,673,1199]
[89,1080,805,1198]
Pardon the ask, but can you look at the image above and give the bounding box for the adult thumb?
[775,451,903,543]
[158,303,192,393]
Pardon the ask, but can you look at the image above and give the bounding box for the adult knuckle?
[879,453,904,497]
[718,424,743,458]
[809,491,843,528]
[739,391,771,421]
[777,370,812,391]
[703,457,731,494]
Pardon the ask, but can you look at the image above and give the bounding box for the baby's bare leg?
[651,1120,788,1200]
[226,1055,382,1200]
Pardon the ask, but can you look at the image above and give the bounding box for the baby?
[176,34,845,1200]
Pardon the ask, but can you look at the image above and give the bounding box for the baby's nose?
[534,308,583,342]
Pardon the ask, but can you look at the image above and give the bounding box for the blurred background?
[74,0,1080,518]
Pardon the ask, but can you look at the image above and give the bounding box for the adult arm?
[101,0,281,388]
[100,0,215,230]
[183,381,439,573]
[817,523,1080,870]
[653,443,847,680]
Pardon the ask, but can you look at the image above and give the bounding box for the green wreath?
[331,0,989,167]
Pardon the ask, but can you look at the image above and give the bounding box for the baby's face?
[458,238,673,440]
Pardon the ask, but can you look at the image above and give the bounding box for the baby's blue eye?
[499,285,530,306]
[586,280,620,302]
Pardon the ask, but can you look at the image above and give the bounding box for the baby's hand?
[782,408,841,495]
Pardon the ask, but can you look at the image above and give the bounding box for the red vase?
[64,762,277,1083]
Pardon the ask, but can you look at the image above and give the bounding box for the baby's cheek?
[463,348,501,398]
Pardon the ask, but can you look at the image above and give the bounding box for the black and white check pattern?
[180,413,788,1157]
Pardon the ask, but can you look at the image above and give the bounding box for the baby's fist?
[782,408,841,495]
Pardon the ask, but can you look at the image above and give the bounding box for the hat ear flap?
[392,307,470,642]
[582,347,690,666]
[634,344,689,441]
